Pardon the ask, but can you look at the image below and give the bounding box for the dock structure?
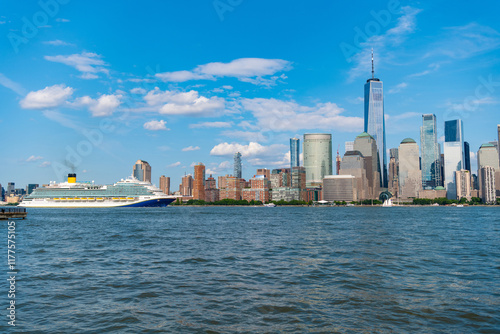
[0,208,27,220]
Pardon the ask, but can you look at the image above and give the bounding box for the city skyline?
[2,1,500,188]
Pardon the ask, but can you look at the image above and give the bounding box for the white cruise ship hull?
[19,197,176,208]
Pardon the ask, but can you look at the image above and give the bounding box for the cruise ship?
[19,174,176,208]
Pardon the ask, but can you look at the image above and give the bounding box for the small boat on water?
[263,203,276,207]
[382,198,393,207]
[456,204,464,208]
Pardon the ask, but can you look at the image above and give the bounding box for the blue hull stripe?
[119,198,176,207]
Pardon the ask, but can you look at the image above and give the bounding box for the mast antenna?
[371,48,374,79]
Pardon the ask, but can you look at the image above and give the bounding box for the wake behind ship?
[19,174,176,208]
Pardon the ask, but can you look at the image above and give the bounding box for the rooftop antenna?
[371,48,374,79]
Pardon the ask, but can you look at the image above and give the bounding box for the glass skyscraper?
[364,74,386,188]
[464,141,471,172]
[290,137,300,169]
[303,133,332,187]
[233,152,242,179]
[420,114,441,189]
[444,119,464,199]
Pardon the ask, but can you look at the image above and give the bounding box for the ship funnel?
[68,173,76,183]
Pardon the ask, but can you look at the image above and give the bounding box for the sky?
[2,0,500,189]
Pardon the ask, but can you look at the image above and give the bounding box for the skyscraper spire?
[371,48,374,79]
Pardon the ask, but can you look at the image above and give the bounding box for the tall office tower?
[420,114,442,189]
[455,170,471,201]
[336,148,341,175]
[480,166,496,204]
[0,185,3,201]
[193,163,206,201]
[478,143,500,171]
[390,148,399,161]
[233,152,242,179]
[339,151,368,200]
[444,119,464,199]
[477,143,499,194]
[345,141,354,152]
[303,133,333,187]
[159,175,170,195]
[133,160,152,183]
[398,138,422,199]
[364,50,387,187]
[7,182,15,195]
[181,174,193,196]
[354,132,380,198]
[388,151,399,197]
[464,142,471,172]
[290,138,300,169]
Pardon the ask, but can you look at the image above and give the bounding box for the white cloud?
[56,18,70,22]
[167,161,181,168]
[388,82,408,94]
[44,52,109,79]
[241,98,363,132]
[75,94,122,117]
[182,146,200,152]
[189,121,232,129]
[143,88,225,117]
[130,87,147,95]
[143,120,168,131]
[20,84,73,109]
[210,142,286,158]
[156,58,291,86]
[39,161,51,167]
[206,161,231,175]
[43,40,74,46]
[425,23,500,60]
[26,155,43,162]
[0,73,27,96]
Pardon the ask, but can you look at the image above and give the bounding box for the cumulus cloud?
[182,146,200,152]
[206,161,231,175]
[189,121,232,129]
[143,120,168,131]
[44,52,109,79]
[130,87,147,95]
[210,142,286,158]
[20,84,73,109]
[75,94,122,117]
[241,98,363,132]
[143,87,225,116]
[26,155,43,162]
[156,58,291,86]
[167,161,181,168]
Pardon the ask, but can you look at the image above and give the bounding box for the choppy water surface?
[4,207,500,333]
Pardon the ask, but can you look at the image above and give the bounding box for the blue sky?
[2,0,500,189]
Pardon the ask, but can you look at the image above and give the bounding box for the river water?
[4,206,500,333]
